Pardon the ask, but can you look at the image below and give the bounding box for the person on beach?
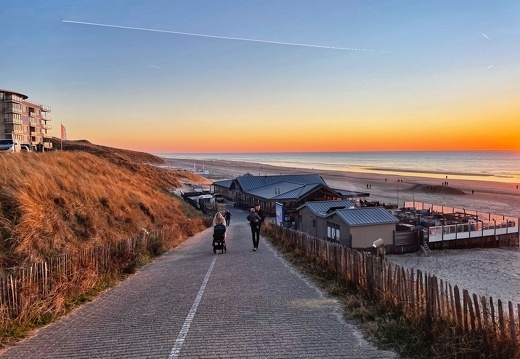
[213,211,226,227]
[224,210,231,226]
[247,207,261,251]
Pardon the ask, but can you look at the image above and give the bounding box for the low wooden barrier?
[0,227,181,329]
[264,223,519,356]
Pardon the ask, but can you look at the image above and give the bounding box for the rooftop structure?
[297,200,399,249]
[296,199,355,215]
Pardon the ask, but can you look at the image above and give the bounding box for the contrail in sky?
[63,20,379,52]
[482,33,490,40]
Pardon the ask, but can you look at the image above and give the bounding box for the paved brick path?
[1,205,397,358]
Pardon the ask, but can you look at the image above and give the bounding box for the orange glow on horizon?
[98,126,520,154]
[72,101,520,154]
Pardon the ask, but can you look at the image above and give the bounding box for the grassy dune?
[0,139,208,267]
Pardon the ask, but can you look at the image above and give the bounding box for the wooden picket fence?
[264,223,520,355]
[0,227,181,328]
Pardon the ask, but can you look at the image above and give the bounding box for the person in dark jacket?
[246,207,261,251]
[224,210,231,226]
[254,204,265,231]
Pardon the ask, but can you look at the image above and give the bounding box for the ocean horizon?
[157,150,520,184]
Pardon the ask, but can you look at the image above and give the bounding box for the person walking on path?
[213,211,226,227]
[246,207,261,251]
[254,204,266,231]
[224,210,231,226]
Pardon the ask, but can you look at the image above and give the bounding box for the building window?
[312,219,316,227]
[327,221,340,241]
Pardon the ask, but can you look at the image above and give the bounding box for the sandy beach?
[166,157,520,219]
[164,157,520,306]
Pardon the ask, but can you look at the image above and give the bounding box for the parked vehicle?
[0,139,20,153]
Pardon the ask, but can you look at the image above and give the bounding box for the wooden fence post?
[497,299,505,339]
[481,296,491,344]
[490,297,497,337]
[464,290,476,333]
[454,286,462,329]
[473,293,482,332]
[508,301,515,341]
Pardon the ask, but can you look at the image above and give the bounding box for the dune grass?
[0,142,211,346]
[0,147,206,266]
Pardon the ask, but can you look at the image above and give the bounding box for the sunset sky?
[2,1,520,153]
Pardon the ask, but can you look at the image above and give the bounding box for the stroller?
[213,224,227,254]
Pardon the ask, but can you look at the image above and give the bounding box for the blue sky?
[2,1,520,152]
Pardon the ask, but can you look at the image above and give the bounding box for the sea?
[157,151,520,184]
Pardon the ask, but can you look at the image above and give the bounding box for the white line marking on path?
[169,256,217,358]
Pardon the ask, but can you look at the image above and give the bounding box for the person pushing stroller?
[212,212,227,253]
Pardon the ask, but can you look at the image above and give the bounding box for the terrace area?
[396,201,519,249]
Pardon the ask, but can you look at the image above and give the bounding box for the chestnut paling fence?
[263,223,519,354]
[0,227,182,329]
[1,222,519,353]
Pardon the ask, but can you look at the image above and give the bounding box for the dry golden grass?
[48,138,167,165]
[0,140,209,346]
[0,142,207,267]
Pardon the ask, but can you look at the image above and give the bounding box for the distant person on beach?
[224,210,231,226]
[247,208,261,251]
[213,211,226,227]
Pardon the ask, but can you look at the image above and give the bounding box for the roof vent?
[327,206,346,213]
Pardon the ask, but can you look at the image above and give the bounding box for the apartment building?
[0,89,53,151]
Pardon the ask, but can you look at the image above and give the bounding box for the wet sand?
[164,157,520,304]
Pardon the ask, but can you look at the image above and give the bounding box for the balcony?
[3,117,22,125]
[3,95,23,103]
[43,133,52,139]
[40,105,51,112]
[4,105,21,114]
[43,124,52,130]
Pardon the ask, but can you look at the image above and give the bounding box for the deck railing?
[404,201,519,243]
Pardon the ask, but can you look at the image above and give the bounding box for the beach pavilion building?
[297,200,399,249]
[212,173,369,223]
